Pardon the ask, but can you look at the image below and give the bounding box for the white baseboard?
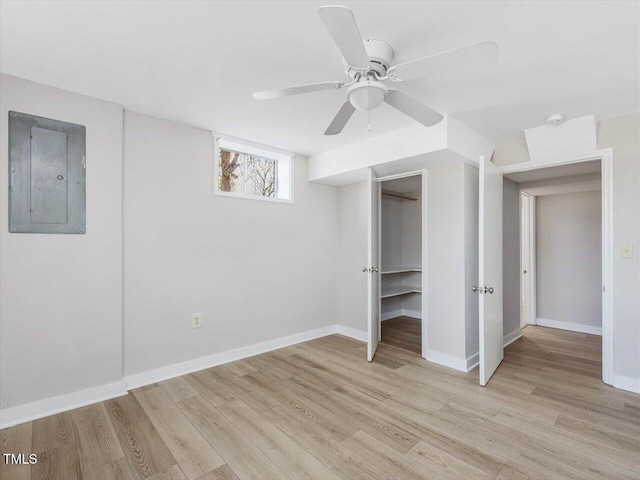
[335,325,367,342]
[124,325,339,390]
[381,310,402,321]
[1,324,360,429]
[402,309,422,320]
[466,353,479,372]
[381,309,422,321]
[461,329,523,375]
[611,373,640,394]
[0,380,127,430]
[424,350,468,372]
[536,318,602,336]
[504,328,524,347]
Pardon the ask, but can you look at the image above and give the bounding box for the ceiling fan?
[253,5,498,136]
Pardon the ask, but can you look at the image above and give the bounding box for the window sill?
[213,189,294,204]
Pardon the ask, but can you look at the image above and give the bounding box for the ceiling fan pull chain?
[367,81,372,132]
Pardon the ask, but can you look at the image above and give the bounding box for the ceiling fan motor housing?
[344,39,395,78]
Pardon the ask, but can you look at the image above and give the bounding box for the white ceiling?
[1,1,638,156]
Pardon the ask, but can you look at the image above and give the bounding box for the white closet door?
[479,155,504,385]
[367,169,380,361]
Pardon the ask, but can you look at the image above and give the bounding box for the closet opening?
[379,173,424,356]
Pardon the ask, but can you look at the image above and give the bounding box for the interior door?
[479,155,504,385]
[520,193,536,327]
[520,194,529,325]
[367,169,380,361]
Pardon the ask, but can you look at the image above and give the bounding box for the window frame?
[213,135,294,204]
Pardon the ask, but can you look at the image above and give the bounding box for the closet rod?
[381,190,418,201]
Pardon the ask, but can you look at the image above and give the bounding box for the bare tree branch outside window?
[218,149,242,192]
[246,156,276,197]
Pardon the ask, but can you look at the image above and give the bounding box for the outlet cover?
[192,313,202,329]
[621,243,633,258]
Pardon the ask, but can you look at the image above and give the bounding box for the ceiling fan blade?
[384,90,443,127]
[389,40,498,81]
[325,101,356,135]
[253,81,344,100]
[317,6,370,69]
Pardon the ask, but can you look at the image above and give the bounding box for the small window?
[215,137,293,203]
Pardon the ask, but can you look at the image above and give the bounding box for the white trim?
[377,172,382,345]
[375,170,426,183]
[404,308,422,319]
[421,169,429,361]
[213,189,294,204]
[381,309,422,321]
[466,353,480,372]
[600,149,614,385]
[212,132,295,158]
[381,310,403,321]
[124,325,337,390]
[501,149,609,174]
[611,374,640,395]
[425,350,468,373]
[125,323,366,391]
[536,318,602,336]
[1,324,366,429]
[504,328,523,347]
[0,381,127,430]
[335,325,368,342]
[520,180,601,197]
[503,148,613,386]
[467,328,523,374]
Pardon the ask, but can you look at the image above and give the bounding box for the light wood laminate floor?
[2,326,639,480]
[381,316,422,354]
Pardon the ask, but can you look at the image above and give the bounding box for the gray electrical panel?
[9,111,86,234]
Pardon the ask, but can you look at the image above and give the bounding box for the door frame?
[375,169,428,359]
[520,192,536,327]
[501,148,613,385]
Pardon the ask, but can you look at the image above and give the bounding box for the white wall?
[123,111,339,376]
[424,164,478,370]
[426,164,467,367]
[493,113,640,391]
[380,194,404,318]
[0,74,124,410]
[401,190,422,314]
[503,178,521,336]
[381,196,403,269]
[308,117,494,185]
[599,114,640,389]
[402,190,422,267]
[536,191,602,331]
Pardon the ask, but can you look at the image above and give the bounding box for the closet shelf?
[381,285,422,299]
[381,266,422,275]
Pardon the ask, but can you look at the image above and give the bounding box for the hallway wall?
[536,191,602,333]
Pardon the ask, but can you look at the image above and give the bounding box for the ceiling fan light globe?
[347,81,388,111]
